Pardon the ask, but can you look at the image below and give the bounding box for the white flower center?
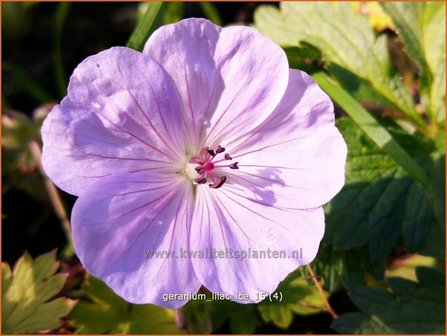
[183,162,201,181]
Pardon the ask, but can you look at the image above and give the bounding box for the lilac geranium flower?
[41,18,347,308]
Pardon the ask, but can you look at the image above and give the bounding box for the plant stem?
[29,140,73,247]
[53,2,71,98]
[313,71,432,189]
[174,309,186,331]
[306,264,338,319]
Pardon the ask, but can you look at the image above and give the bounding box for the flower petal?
[143,18,289,149]
[225,69,347,209]
[41,47,185,195]
[71,171,200,308]
[190,186,324,302]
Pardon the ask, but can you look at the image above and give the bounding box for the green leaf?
[127,2,166,51]
[229,305,260,334]
[332,267,445,333]
[386,254,438,282]
[380,3,429,78]
[309,244,344,293]
[284,44,323,74]
[418,212,445,260]
[209,300,260,334]
[254,2,425,129]
[2,250,76,333]
[70,276,182,334]
[401,181,432,251]
[431,152,446,230]
[253,5,299,46]
[258,304,293,329]
[326,118,435,263]
[342,246,387,286]
[257,271,326,329]
[313,71,431,188]
[182,294,260,334]
[313,243,386,291]
[381,2,446,125]
[181,300,213,333]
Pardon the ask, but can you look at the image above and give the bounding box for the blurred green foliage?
[2,2,38,46]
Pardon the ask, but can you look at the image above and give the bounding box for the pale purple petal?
[224,69,347,209]
[190,186,325,302]
[41,47,185,196]
[71,171,200,308]
[143,18,289,149]
[143,18,220,146]
[40,17,348,309]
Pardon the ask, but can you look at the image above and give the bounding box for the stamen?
[229,162,239,169]
[189,156,203,164]
[195,165,204,175]
[209,176,226,189]
[190,147,211,163]
[200,147,210,156]
[188,145,238,189]
[215,145,225,154]
[195,177,207,184]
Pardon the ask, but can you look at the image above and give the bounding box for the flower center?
[188,145,239,189]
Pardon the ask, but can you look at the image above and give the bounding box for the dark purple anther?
[190,145,239,189]
[209,176,226,189]
[215,145,225,154]
[195,177,207,184]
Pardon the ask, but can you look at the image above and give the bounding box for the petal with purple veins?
[190,186,325,303]
[41,47,185,196]
[143,18,289,149]
[225,69,347,209]
[71,171,200,308]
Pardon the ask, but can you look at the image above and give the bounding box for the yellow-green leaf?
[2,250,76,333]
[257,271,326,329]
[381,2,446,125]
[70,276,182,334]
[254,2,425,130]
